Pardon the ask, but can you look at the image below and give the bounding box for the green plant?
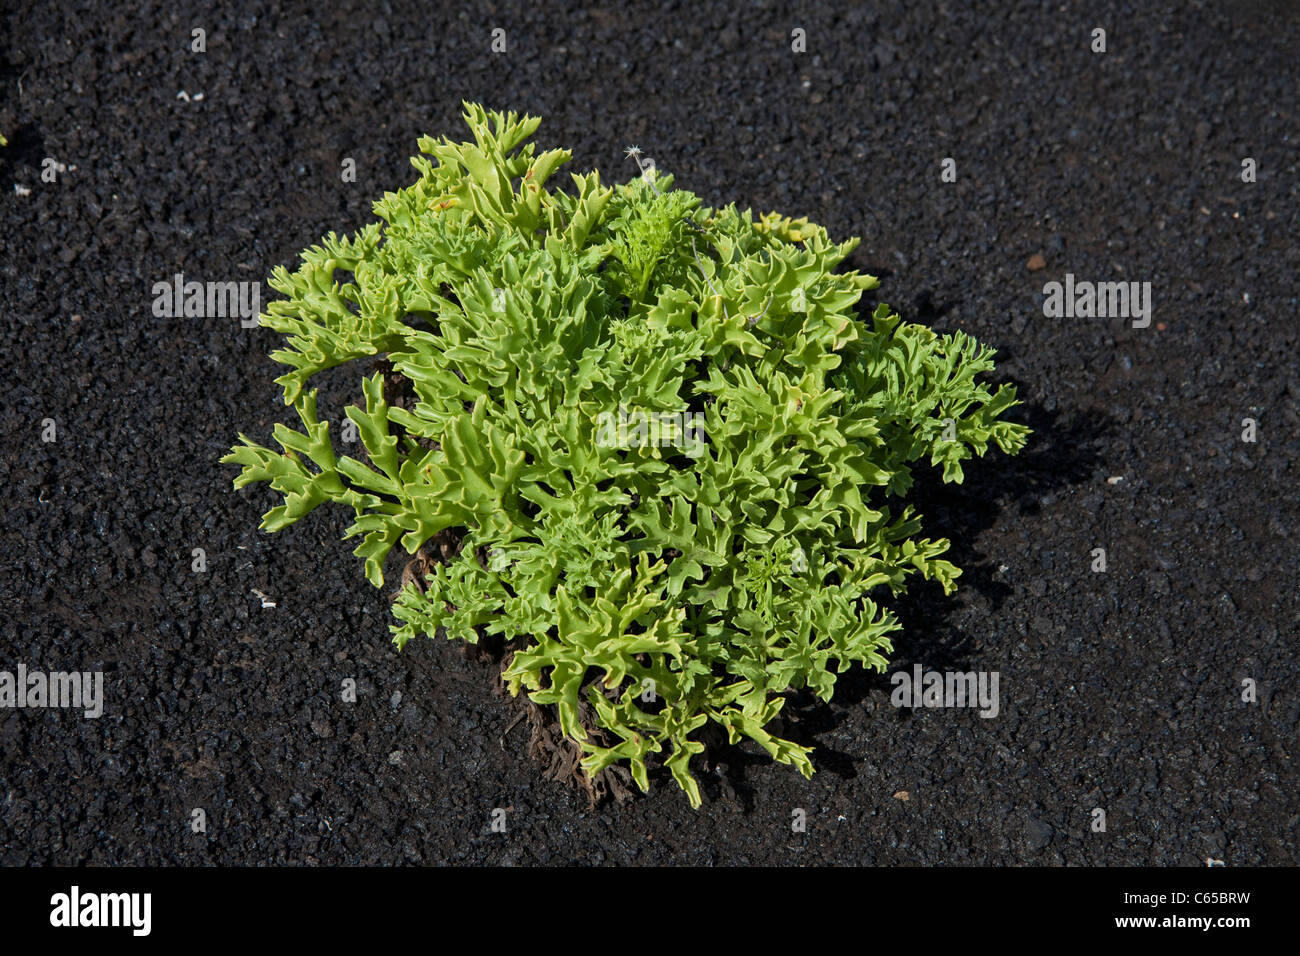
[223,102,1028,806]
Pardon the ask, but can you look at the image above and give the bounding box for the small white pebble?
[1106,476,1124,485]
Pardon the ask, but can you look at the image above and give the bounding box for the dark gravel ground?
[1,0,1296,866]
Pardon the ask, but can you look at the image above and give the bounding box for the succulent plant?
[224,103,1028,805]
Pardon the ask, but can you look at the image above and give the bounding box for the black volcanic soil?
[1,0,1296,865]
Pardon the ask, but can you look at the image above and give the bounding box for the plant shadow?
[0,123,46,179]
[697,392,1117,802]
